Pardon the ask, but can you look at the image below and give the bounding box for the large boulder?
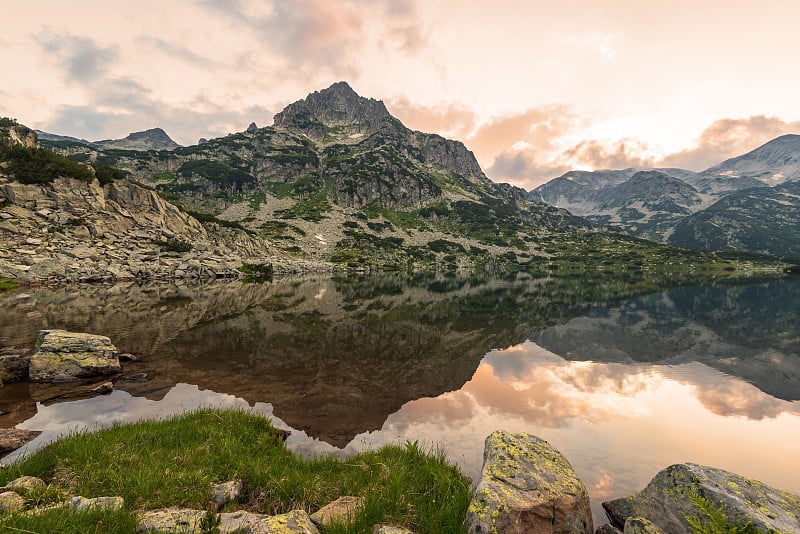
[29,330,121,382]
[466,430,592,534]
[603,463,800,534]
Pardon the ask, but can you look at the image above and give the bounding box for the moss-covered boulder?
[602,463,800,533]
[466,430,592,534]
[29,330,121,382]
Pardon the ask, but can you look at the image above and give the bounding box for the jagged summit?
[95,127,180,151]
[273,81,394,139]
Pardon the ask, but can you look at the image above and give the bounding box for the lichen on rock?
[466,430,592,534]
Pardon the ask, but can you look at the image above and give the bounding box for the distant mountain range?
[37,127,180,151]
[10,82,795,275]
[531,134,800,257]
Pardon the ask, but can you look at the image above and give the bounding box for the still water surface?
[1,274,799,524]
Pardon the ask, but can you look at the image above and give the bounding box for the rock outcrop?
[603,463,800,534]
[0,428,41,455]
[466,430,592,534]
[29,330,121,382]
[310,496,364,527]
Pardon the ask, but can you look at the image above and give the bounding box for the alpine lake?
[1,272,799,525]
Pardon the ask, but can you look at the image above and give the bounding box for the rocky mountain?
[532,135,800,254]
[94,127,180,151]
[701,134,800,186]
[0,120,323,283]
[669,180,800,257]
[532,169,708,242]
[37,82,603,272]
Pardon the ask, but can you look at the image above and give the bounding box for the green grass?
[0,409,471,533]
[0,276,19,293]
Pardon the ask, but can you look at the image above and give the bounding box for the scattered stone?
[0,491,25,514]
[373,525,416,534]
[3,475,45,492]
[29,330,121,382]
[87,381,114,395]
[118,353,138,363]
[136,507,320,533]
[466,430,593,534]
[624,517,663,533]
[136,507,205,533]
[602,463,800,534]
[0,428,41,455]
[0,347,31,383]
[120,373,148,381]
[210,479,244,511]
[71,495,125,512]
[310,496,364,527]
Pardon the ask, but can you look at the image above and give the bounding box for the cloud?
[659,115,800,171]
[487,149,570,190]
[43,77,273,145]
[38,32,118,83]
[562,138,656,170]
[387,97,476,139]
[374,0,429,54]
[139,37,214,67]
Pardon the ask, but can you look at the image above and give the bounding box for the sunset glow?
[2,1,800,188]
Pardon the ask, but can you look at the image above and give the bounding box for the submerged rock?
[0,428,41,455]
[29,330,121,382]
[466,430,592,534]
[603,463,800,534]
[0,348,31,383]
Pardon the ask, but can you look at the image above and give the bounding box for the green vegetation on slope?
[0,409,471,534]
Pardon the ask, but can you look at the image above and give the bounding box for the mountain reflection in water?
[1,274,799,525]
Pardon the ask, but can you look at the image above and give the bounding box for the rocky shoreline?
[3,329,799,533]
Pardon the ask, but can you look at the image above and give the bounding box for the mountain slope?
[700,134,800,186]
[94,127,180,151]
[668,180,800,257]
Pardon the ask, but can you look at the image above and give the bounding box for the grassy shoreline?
[0,409,472,533]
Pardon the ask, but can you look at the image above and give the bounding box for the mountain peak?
[703,133,800,184]
[273,81,392,139]
[96,127,180,151]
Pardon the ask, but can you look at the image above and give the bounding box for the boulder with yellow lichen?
[602,463,800,533]
[466,430,592,534]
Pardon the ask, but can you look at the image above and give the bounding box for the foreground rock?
[2,475,45,492]
[603,463,800,534]
[0,348,31,383]
[29,330,121,382]
[136,507,320,533]
[466,430,592,534]
[0,428,41,455]
[0,490,25,514]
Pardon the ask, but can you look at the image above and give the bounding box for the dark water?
[1,274,799,525]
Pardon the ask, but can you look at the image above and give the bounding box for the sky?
[2,0,800,189]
